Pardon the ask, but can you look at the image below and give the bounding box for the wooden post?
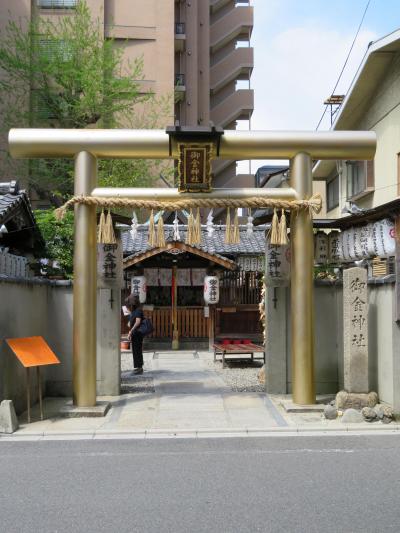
[26,367,31,423]
[37,366,43,421]
[208,305,215,352]
[172,264,179,349]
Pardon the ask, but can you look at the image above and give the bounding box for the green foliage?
[34,209,74,277]
[0,1,173,204]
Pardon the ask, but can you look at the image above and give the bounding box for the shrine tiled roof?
[121,225,267,258]
[0,183,44,249]
[0,192,26,224]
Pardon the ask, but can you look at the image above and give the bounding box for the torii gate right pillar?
[290,152,315,404]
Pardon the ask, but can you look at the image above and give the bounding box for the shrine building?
[121,224,265,348]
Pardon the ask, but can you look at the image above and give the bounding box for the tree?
[0,1,173,205]
[34,209,74,277]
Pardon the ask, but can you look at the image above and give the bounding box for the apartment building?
[0,0,254,188]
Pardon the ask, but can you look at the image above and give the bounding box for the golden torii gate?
[9,128,376,407]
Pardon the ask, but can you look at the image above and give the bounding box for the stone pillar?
[265,287,288,394]
[343,267,368,393]
[96,237,123,396]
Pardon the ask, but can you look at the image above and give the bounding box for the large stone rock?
[361,407,377,422]
[336,390,378,410]
[341,408,364,424]
[324,405,337,420]
[0,400,19,433]
[374,404,393,422]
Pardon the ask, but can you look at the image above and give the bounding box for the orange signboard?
[6,336,60,368]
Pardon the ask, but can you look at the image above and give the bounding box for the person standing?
[126,295,144,374]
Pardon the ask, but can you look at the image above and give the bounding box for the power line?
[315,0,372,130]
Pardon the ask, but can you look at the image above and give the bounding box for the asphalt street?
[1,434,400,533]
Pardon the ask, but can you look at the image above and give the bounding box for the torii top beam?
[9,129,376,161]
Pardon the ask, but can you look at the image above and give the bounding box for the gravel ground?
[205,359,265,393]
[121,350,155,394]
[120,350,265,394]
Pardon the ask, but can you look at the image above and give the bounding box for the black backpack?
[139,317,154,337]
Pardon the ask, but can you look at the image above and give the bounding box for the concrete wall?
[0,279,48,414]
[0,278,121,414]
[368,283,400,410]
[266,283,343,396]
[265,279,400,409]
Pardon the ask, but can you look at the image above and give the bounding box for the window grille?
[38,39,72,61]
[346,161,374,199]
[37,0,77,8]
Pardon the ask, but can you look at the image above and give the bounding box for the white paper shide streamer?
[206,210,214,237]
[173,212,181,241]
[246,211,254,235]
[130,211,138,241]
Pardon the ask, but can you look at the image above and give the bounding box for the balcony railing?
[175,22,185,35]
[210,47,253,94]
[211,89,254,127]
[37,0,77,8]
[210,6,253,52]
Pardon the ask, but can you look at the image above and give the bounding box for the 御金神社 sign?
[178,143,213,192]
[97,242,123,288]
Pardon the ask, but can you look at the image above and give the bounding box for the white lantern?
[204,275,219,304]
[352,227,363,260]
[358,225,371,258]
[265,243,290,287]
[341,230,352,262]
[373,218,395,258]
[367,222,377,257]
[314,232,329,264]
[131,276,147,303]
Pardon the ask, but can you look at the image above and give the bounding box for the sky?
[237,0,400,172]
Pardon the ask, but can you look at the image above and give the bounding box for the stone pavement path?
[114,350,286,431]
[10,350,287,437]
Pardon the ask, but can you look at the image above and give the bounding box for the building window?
[346,160,374,199]
[38,39,72,62]
[327,175,339,211]
[31,90,58,120]
[37,0,77,8]
[175,23,185,35]
[175,73,185,87]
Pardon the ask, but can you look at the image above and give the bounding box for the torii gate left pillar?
[73,151,97,405]
[9,128,376,407]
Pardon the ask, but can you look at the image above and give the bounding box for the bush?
[34,210,74,277]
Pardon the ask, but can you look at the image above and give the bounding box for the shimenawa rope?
[55,193,322,220]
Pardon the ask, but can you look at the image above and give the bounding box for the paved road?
[1,435,400,532]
